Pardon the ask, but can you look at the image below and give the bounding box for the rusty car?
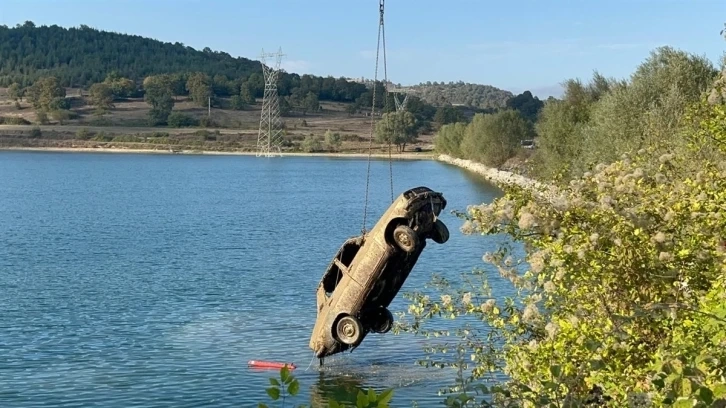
[308,186,449,359]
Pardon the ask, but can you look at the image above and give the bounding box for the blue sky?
[2,0,725,98]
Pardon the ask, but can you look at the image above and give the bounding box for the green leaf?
[697,387,714,405]
[269,378,280,386]
[474,384,490,394]
[287,379,300,396]
[258,404,268,408]
[549,365,562,379]
[681,378,692,397]
[713,384,726,398]
[357,390,369,408]
[673,398,694,408]
[266,387,280,401]
[542,381,559,391]
[280,366,291,384]
[368,387,376,402]
[589,359,606,370]
[377,389,394,405]
[329,400,342,408]
[584,338,600,352]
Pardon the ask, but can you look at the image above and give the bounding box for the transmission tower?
[389,87,414,112]
[256,47,285,157]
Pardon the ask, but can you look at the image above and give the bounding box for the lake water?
[0,151,510,407]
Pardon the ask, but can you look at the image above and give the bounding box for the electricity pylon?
[388,87,414,112]
[256,47,285,157]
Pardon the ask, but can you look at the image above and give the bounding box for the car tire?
[432,219,449,244]
[393,225,418,253]
[335,315,364,345]
[370,307,393,334]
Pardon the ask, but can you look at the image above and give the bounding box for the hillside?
[407,81,514,109]
[0,21,370,104]
[0,22,260,87]
[0,22,515,111]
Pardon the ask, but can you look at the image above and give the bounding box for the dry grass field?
[0,88,435,154]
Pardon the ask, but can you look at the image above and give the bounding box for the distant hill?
[0,21,369,104]
[0,21,261,87]
[0,21,513,113]
[406,82,514,109]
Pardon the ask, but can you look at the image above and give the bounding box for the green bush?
[111,134,143,143]
[36,111,49,125]
[50,109,77,125]
[0,116,31,125]
[301,134,322,152]
[398,95,726,407]
[29,126,42,138]
[76,128,93,140]
[92,132,111,142]
[433,109,530,166]
[324,129,342,151]
[167,112,199,128]
[434,122,466,156]
[532,47,718,182]
[230,95,246,110]
[199,116,217,128]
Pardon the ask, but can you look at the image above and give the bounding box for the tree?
[458,109,531,167]
[534,47,718,180]
[433,105,465,128]
[168,73,187,99]
[505,90,544,122]
[7,82,21,101]
[186,72,213,107]
[304,92,320,114]
[346,103,358,115]
[26,76,65,111]
[103,73,136,99]
[279,96,291,117]
[324,129,342,151]
[532,72,618,180]
[301,134,322,152]
[375,111,418,152]
[229,95,246,110]
[89,83,114,113]
[434,122,467,156]
[239,84,255,105]
[212,74,234,97]
[143,75,175,125]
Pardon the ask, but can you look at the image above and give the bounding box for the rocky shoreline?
[436,154,559,201]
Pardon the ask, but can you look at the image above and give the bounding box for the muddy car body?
[309,186,449,358]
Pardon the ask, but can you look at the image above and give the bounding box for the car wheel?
[432,219,449,244]
[370,307,393,334]
[393,225,418,253]
[336,315,364,345]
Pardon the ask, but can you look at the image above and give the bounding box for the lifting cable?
[362,0,394,235]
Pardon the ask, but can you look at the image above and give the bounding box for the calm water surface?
[0,151,511,407]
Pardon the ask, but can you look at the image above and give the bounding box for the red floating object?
[248,360,296,370]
